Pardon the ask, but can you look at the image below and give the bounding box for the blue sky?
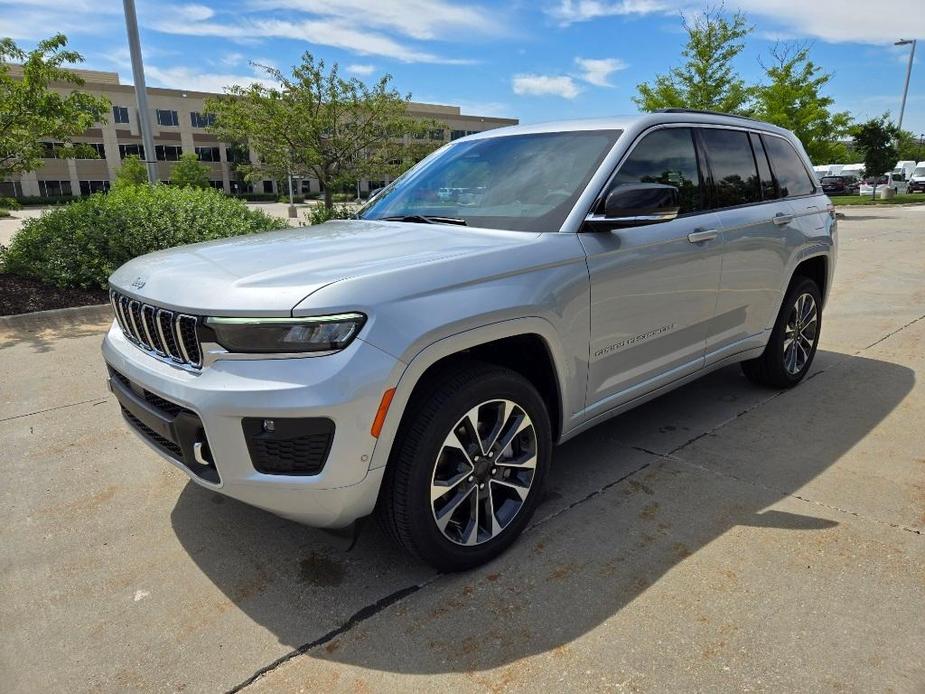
[3,0,925,140]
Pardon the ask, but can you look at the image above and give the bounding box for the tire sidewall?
[768,277,822,385]
[400,368,552,571]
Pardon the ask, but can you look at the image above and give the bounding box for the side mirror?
[586,183,680,229]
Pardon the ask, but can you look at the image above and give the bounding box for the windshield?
[359,130,622,232]
[914,167,925,177]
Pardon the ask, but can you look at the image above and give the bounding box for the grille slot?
[241,418,335,476]
[110,290,202,369]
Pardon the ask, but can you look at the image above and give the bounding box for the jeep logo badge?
[131,276,146,289]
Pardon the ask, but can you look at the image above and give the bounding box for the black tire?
[741,276,822,388]
[377,361,551,572]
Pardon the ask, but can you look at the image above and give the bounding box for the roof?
[464,111,793,140]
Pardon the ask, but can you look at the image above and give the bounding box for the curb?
[0,303,110,331]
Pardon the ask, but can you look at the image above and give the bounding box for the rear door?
[579,126,723,415]
[700,128,795,363]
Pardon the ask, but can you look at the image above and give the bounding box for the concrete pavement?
[1,207,923,692]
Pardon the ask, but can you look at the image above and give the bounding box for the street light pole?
[895,39,917,133]
[122,0,158,185]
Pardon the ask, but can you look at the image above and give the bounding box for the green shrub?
[0,208,10,218]
[307,203,354,225]
[232,192,278,202]
[0,197,22,210]
[2,185,288,289]
[278,194,305,204]
[331,192,355,202]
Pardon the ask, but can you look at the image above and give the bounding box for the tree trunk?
[323,186,333,209]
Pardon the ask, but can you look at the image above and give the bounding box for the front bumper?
[102,322,401,527]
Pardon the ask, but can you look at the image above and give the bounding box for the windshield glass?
[359,130,621,231]
[914,167,925,177]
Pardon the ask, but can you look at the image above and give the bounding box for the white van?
[908,162,925,193]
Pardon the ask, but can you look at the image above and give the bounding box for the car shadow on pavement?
[170,350,914,674]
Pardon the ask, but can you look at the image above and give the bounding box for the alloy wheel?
[430,399,537,546]
[783,292,818,376]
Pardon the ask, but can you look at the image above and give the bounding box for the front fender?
[366,316,573,471]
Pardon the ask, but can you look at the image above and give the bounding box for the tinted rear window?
[763,135,816,197]
[749,132,777,200]
[700,128,760,207]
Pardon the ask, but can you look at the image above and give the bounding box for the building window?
[191,112,216,128]
[0,181,23,198]
[226,144,250,164]
[155,109,179,127]
[113,106,130,124]
[450,129,480,141]
[118,144,145,159]
[429,129,445,140]
[262,180,274,193]
[195,146,221,162]
[208,180,224,190]
[79,180,110,195]
[40,141,63,158]
[229,180,250,194]
[76,143,106,159]
[38,180,73,197]
[155,144,183,161]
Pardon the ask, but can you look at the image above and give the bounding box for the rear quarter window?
[699,128,761,207]
[762,135,816,198]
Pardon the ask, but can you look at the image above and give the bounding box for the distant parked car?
[820,175,860,196]
[859,173,907,196]
[908,163,925,193]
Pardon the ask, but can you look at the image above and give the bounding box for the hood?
[109,219,538,315]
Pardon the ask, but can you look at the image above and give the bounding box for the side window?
[762,135,816,197]
[699,128,760,208]
[610,127,703,214]
[749,132,778,200]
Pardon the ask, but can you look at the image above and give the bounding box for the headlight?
[203,313,366,354]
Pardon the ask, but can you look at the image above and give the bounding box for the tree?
[205,53,439,209]
[0,34,109,179]
[634,7,753,115]
[851,117,898,197]
[752,43,852,164]
[113,154,148,188]
[171,153,210,188]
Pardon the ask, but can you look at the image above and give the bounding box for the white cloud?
[574,57,627,86]
[547,0,925,45]
[512,74,582,99]
[246,0,498,41]
[144,65,280,93]
[547,0,674,25]
[346,64,377,75]
[218,52,245,67]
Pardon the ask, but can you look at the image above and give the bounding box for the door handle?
[687,229,718,243]
[772,213,793,225]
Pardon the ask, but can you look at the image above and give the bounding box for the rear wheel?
[742,276,822,388]
[377,362,551,571]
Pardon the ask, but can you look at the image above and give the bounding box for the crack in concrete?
[0,397,110,424]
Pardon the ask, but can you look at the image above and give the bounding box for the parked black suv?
[820,175,860,196]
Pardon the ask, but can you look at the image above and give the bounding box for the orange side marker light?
[371,387,397,438]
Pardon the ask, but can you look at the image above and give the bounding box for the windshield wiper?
[378,214,468,226]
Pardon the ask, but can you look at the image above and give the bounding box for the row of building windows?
[113,144,242,162]
[40,141,106,159]
[25,179,265,197]
[450,129,482,141]
[113,105,217,129]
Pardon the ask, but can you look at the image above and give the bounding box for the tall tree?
[205,54,439,209]
[171,153,210,188]
[852,117,898,196]
[0,34,109,179]
[634,7,753,114]
[752,43,852,164]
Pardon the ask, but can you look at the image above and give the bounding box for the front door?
[579,126,723,417]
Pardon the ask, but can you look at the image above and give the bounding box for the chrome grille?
[109,290,202,368]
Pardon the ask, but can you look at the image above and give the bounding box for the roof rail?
[656,108,761,122]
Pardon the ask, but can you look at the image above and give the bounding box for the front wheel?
[742,276,822,388]
[377,362,551,571]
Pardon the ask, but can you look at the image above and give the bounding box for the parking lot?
[1,206,924,693]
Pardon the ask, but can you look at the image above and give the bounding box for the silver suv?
[103,110,836,570]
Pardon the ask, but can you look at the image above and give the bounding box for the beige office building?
[3,67,518,199]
